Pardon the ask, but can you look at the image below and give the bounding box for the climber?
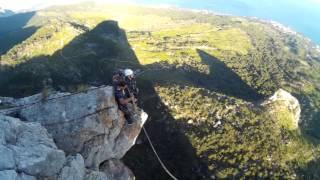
[114,80,137,125]
[112,69,125,87]
[124,68,139,98]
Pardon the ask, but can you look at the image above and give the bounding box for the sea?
[136,0,320,45]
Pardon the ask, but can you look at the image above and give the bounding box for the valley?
[0,3,320,179]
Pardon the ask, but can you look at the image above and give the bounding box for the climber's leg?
[119,105,133,124]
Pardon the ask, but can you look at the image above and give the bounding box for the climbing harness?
[142,126,179,180]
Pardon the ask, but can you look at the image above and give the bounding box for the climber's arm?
[118,97,137,105]
[119,97,131,105]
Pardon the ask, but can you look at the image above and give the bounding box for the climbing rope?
[142,126,179,180]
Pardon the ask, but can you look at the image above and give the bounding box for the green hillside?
[0,3,320,179]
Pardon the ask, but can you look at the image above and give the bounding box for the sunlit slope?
[157,85,317,178]
[0,3,320,179]
[2,4,319,94]
[1,20,83,65]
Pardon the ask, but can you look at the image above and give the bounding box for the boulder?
[58,154,85,180]
[0,115,66,178]
[11,86,148,168]
[17,173,36,180]
[262,89,301,129]
[85,170,109,180]
[0,86,148,179]
[100,159,135,180]
[0,145,15,170]
[0,170,36,180]
[53,153,132,180]
[0,170,17,180]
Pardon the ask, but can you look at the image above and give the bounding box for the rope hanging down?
[142,126,179,180]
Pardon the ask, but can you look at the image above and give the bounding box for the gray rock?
[0,115,66,177]
[58,154,85,180]
[262,89,301,129]
[0,130,4,144]
[13,145,65,177]
[85,170,109,180]
[0,171,36,180]
[58,154,136,180]
[100,159,134,180]
[0,145,15,170]
[17,173,36,180]
[0,86,148,179]
[0,170,17,180]
[12,86,147,169]
[0,97,15,105]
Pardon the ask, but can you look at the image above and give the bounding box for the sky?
[1,0,320,11]
[0,0,135,11]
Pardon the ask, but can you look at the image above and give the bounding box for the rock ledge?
[0,86,148,180]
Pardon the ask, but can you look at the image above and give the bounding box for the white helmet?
[124,69,134,77]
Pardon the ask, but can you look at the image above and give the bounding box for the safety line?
[142,126,179,180]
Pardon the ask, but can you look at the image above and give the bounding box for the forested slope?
[0,3,320,179]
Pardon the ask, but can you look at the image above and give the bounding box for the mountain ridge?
[0,7,15,17]
[0,3,319,179]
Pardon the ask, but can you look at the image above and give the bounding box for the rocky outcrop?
[0,86,148,179]
[100,159,135,180]
[58,154,85,180]
[0,115,65,179]
[262,89,301,129]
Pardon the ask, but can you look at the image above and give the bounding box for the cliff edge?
[0,86,148,180]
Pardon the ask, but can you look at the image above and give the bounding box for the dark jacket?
[125,77,138,97]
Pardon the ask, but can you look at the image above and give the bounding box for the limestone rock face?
[0,170,18,180]
[0,86,148,180]
[262,89,301,129]
[85,170,109,180]
[100,159,135,180]
[58,154,85,180]
[0,115,66,178]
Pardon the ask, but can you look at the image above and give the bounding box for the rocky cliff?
[262,89,301,130]
[0,86,148,180]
